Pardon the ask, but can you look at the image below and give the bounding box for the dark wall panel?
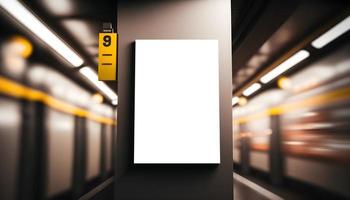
[116,0,233,199]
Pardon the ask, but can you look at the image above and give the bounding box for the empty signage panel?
[134,40,220,164]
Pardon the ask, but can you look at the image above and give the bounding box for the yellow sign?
[98,33,117,80]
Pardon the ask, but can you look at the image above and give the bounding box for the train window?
[86,120,102,180]
[46,109,75,197]
[0,99,21,200]
[104,125,113,173]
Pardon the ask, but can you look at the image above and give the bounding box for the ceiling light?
[79,67,118,103]
[0,0,84,67]
[41,0,74,16]
[62,20,97,46]
[260,50,309,84]
[111,99,118,106]
[232,96,239,106]
[242,83,261,96]
[311,15,350,49]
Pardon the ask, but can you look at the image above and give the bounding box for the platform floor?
[233,173,284,200]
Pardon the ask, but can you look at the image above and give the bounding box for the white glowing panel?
[134,40,220,164]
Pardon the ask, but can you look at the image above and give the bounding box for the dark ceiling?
[15,0,350,98]
[231,0,350,95]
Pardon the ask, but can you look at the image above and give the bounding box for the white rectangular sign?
[134,40,220,164]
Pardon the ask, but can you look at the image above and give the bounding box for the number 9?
[103,35,111,47]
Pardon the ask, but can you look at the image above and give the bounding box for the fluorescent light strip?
[111,99,118,106]
[260,50,310,84]
[0,0,84,67]
[311,15,350,49]
[242,83,261,96]
[232,96,239,106]
[79,67,118,104]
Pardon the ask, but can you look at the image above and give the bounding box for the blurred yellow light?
[238,97,247,106]
[278,76,291,89]
[10,36,33,58]
[92,93,103,103]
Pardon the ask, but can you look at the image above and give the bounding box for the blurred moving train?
[0,35,117,199]
[233,42,350,198]
[0,0,118,199]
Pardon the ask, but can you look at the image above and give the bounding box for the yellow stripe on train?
[0,76,115,125]
[234,87,350,125]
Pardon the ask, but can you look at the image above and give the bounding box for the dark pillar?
[73,117,86,199]
[115,0,233,199]
[269,115,284,185]
[240,136,251,175]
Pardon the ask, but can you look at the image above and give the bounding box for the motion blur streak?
[234,43,350,198]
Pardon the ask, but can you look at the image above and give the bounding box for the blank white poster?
[134,40,220,164]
